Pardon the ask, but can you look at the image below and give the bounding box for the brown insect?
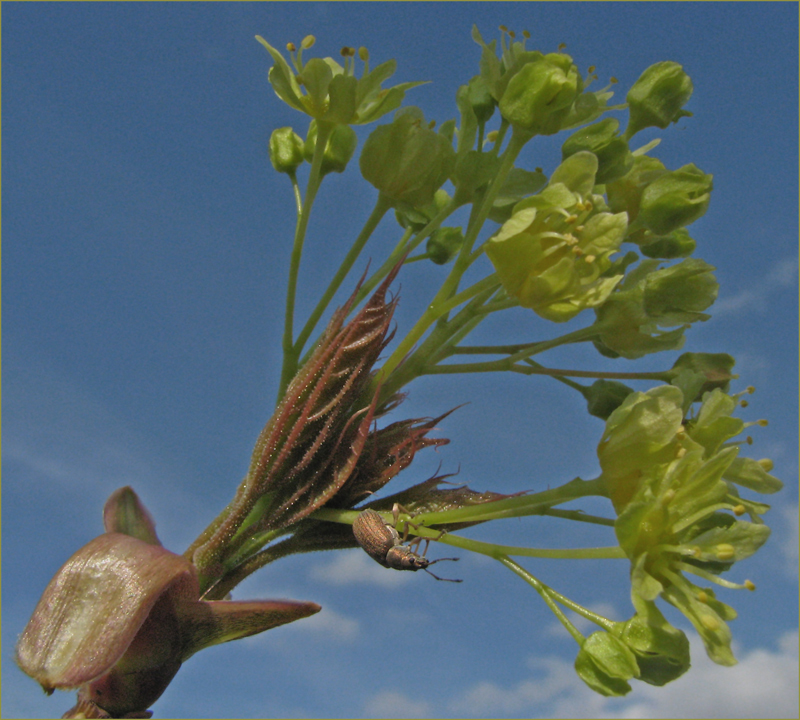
[352,504,461,582]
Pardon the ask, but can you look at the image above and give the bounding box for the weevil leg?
[392,503,422,543]
[419,529,445,555]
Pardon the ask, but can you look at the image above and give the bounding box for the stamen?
[715,544,736,561]
[700,614,720,631]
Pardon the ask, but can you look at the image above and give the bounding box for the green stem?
[543,508,615,527]
[289,172,302,217]
[500,557,616,640]
[498,557,586,645]
[411,476,609,525]
[348,199,458,311]
[311,507,623,560]
[314,476,608,527]
[375,129,529,385]
[431,533,625,560]
[293,192,393,357]
[278,122,334,398]
[371,285,498,401]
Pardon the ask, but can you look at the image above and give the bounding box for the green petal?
[723,456,783,494]
[256,36,306,114]
[548,151,598,196]
[661,578,736,666]
[690,519,771,564]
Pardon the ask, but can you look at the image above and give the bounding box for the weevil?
[352,504,461,582]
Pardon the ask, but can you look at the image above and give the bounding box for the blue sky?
[3,2,798,718]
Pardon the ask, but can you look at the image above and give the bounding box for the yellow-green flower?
[599,385,781,666]
[360,107,456,209]
[257,36,425,125]
[593,257,718,359]
[485,152,626,321]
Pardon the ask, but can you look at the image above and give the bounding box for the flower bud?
[426,227,464,264]
[625,61,693,138]
[269,127,305,175]
[394,189,451,231]
[614,606,691,686]
[574,632,637,697]
[499,53,582,135]
[360,107,456,207]
[668,352,736,398]
[593,258,717,360]
[583,379,635,420]
[606,155,667,221]
[638,164,713,235]
[466,75,496,123]
[639,227,696,259]
[642,257,718,319]
[304,121,358,176]
[18,488,321,717]
[561,118,633,184]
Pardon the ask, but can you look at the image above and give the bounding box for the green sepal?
[583,379,635,420]
[360,107,456,207]
[426,227,465,264]
[451,150,502,201]
[639,228,696,259]
[723,457,783,494]
[574,643,633,697]
[562,118,633,184]
[548,150,598,196]
[638,164,713,236]
[668,352,736,399]
[661,581,737,667]
[487,168,548,223]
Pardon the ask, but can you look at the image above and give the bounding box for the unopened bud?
[269,127,305,175]
[625,61,693,138]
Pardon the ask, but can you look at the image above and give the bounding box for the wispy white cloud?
[362,690,432,719]
[309,549,411,588]
[447,631,799,719]
[448,656,576,715]
[714,256,798,315]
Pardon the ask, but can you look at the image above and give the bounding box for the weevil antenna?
[424,556,462,582]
